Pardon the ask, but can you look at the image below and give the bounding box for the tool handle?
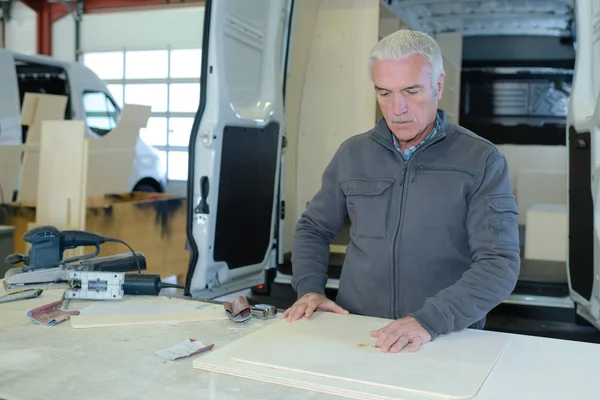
[123,274,162,296]
[62,230,106,247]
[82,252,147,272]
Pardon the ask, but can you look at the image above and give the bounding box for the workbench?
[1,284,599,400]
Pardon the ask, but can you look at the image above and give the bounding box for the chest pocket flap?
[340,178,395,239]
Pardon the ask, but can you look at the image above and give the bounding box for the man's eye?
[406,90,418,95]
[379,91,391,97]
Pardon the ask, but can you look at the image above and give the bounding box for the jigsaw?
[4,225,146,289]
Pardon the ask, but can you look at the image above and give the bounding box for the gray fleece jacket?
[291,109,520,340]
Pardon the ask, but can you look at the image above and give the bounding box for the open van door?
[185,0,293,298]
[0,50,22,145]
[566,0,600,329]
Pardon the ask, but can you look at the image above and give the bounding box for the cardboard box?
[0,193,189,284]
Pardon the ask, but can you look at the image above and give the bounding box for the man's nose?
[393,94,407,115]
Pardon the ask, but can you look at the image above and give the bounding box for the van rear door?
[185,0,293,298]
[566,0,600,329]
[0,50,22,144]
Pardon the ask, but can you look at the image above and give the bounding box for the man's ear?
[436,73,446,100]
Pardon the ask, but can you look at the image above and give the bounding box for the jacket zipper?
[374,133,446,319]
[370,134,406,318]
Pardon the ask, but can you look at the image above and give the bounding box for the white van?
[0,49,167,194]
[183,0,600,331]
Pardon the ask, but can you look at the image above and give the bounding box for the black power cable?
[104,238,142,273]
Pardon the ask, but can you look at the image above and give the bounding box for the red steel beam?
[18,0,205,55]
[19,0,70,56]
[83,0,204,13]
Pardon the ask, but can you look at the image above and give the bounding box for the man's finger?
[381,333,408,353]
[408,336,422,353]
[304,302,319,319]
[390,336,411,353]
[330,302,349,315]
[281,308,290,319]
[375,331,389,348]
[370,329,382,338]
[318,300,349,315]
[289,305,304,322]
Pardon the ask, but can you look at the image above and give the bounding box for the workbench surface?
[1,284,598,400]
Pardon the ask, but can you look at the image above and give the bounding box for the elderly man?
[282,29,520,353]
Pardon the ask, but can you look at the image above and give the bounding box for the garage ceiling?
[382,0,574,37]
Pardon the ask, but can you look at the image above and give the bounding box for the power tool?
[5,225,141,272]
[3,225,184,300]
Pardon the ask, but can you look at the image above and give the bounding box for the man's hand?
[370,316,432,353]
[281,293,349,322]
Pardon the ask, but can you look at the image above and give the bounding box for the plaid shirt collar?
[392,113,442,160]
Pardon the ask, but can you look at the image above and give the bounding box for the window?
[82,52,124,80]
[82,91,119,136]
[169,117,194,147]
[169,83,200,112]
[140,117,168,146]
[82,47,202,181]
[170,49,202,78]
[124,83,169,112]
[125,50,169,79]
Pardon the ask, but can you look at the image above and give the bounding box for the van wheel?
[133,183,158,193]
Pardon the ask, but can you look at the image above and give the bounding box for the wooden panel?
[282,0,320,253]
[436,32,462,124]
[1,193,188,283]
[516,169,566,225]
[85,194,188,282]
[70,298,225,329]
[18,93,68,202]
[35,120,88,230]
[194,312,509,400]
[525,203,567,262]
[294,0,379,228]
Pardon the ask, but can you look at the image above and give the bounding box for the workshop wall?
[52,6,204,59]
[4,1,36,54]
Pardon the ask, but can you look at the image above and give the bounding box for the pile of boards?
[192,312,510,400]
[0,92,150,235]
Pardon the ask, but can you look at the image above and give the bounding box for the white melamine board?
[0,145,23,201]
[194,312,509,400]
[70,297,226,329]
[35,120,88,230]
[86,104,150,196]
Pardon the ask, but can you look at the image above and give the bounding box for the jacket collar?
[370,109,450,153]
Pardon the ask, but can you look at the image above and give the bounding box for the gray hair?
[369,29,445,91]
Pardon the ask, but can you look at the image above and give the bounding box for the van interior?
[251,1,598,341]
[15,59,72,142]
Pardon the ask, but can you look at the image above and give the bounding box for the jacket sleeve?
[409,151,520,339]
[291,149,348,298]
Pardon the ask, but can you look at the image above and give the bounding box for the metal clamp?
[251,304,278,319]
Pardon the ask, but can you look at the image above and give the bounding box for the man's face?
[372,54,444,148]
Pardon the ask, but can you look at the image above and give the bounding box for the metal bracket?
[65,271,124,301]
[59,0,82,22]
